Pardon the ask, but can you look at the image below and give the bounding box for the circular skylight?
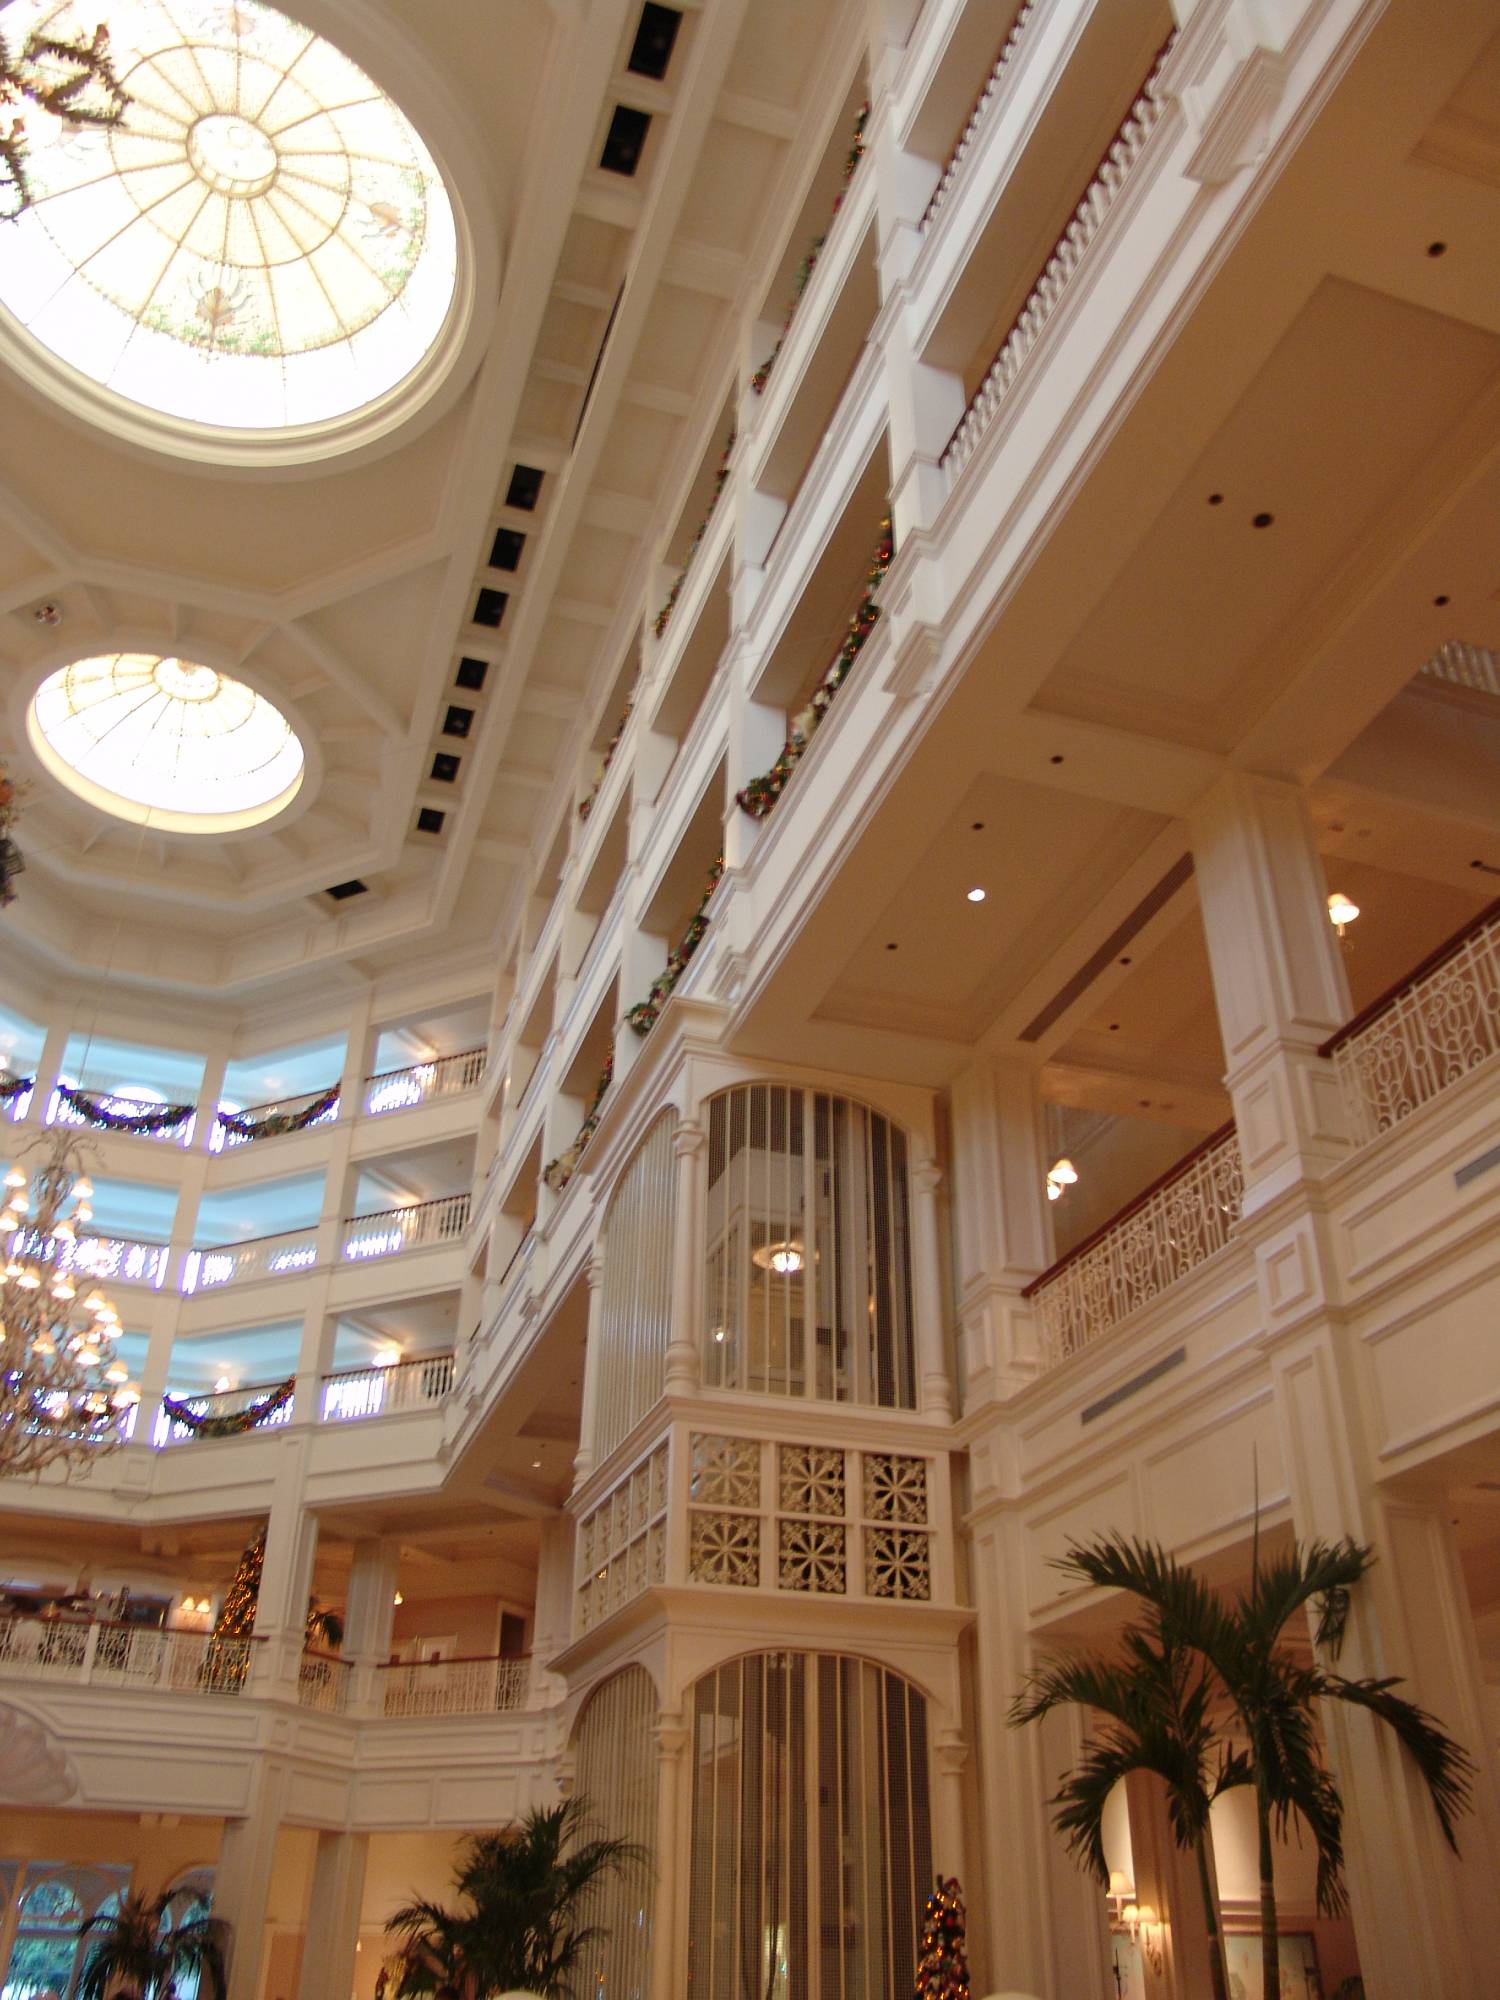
[27,653,305,832]
[0,0,460,438]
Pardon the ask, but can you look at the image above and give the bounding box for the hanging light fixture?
[1046,1157,1079,1202]
[1327,890,1360,939]
[0,1128,137,1478]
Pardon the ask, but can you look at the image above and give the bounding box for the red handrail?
[1318,893,1500,1057]
[377,1650,526,1671]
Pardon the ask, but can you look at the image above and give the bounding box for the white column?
[215,1761,289,2000]
[1272,1338,1500,1998]
[950,1058,1050,1414]
[343,1536,399,1714]
[648,1707,690,2000]
[294,1831,369,2000]
[1191,772,1351,1210]
[247,1439,317,1698]
[664,1120,704,1395]
[909,1158,953,1417]
[19,1020,68,1125]
[572,1249,606,1482]
[1125,1769,1219,1999]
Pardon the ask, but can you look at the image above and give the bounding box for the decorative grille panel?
[574,1666,656,2000]
[576,1443,668,1634]
[687,1652,932,1999]
[703,1086,915,1407]
[595,1112,678,1462]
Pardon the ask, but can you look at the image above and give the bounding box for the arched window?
[573,1667,657,2000]
[594,1112,678,1464]
[704,1086,915,1406]
[2,1863,130,1999]
[686,1651,933,1999]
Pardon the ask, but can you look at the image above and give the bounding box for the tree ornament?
[914,1876,971,1998]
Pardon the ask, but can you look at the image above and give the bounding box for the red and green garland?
[0,1071,32,1104]
[215,1085,339,1140]
[625,856,725,1036]
[751,102,868,397]
[0,762,23,907]
[914,1877,970,1997]
[736,516,893,820]
[653,428,736,640]
[57,1083,194,1135]
[542,1045,615,1192]
[162,1376,294,1438]
[578,704,633,822]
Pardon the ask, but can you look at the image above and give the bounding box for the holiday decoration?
[653,428,736,639]
[214,1085,339,1140]
[751,102,869,397]
[0,1071,32,1103]
[0,18,130,218]
[0,760,23,905]
[543,1045,615,1192]
[55,1082,194,1135]
[161,1375,294,1438]
[737,516,893,820]
[625,856,725,1036]
[578,703,633,820]
[914,1876,971,1998]
[201,1523,265,1689]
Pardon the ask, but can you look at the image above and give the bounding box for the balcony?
[298,1648,353,1714]
[0,1614,257,1694]
[320,1352,455,1422]
[362,1047,486,1118]
[377,1653,530,1719]
[1023,1124,1244,1367]
[208,1083,340,1153]
[182,1193,472,1296]
[154,1378,296,1446]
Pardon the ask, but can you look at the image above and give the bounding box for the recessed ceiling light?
[966,887,986,903]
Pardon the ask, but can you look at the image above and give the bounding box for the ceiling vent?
[473,587,507,629]
[1018,854,1195,1043]
[442,704,474,739]
[601,105,650,176]
[430,752,460,784]
[455,657,489,691]
[326,879,367,900]
[489,527,525,572]
[416,808,445,835]
[628,3,681,79]
[505,464,544,511]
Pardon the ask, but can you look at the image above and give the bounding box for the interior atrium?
[0,0,1497,1994]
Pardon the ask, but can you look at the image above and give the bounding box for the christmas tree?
[201,1525,265,1691]
[915,1876,971,1998]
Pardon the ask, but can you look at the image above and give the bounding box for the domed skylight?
[27,654,305,832]
[0,0,459,438]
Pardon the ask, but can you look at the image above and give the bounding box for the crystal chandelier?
[0,1128,138,1478]
[0,19,129,219]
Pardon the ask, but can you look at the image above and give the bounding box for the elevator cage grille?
[573,1664,658,1999]
[595,1110,678,1461]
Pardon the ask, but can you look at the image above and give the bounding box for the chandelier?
[0,1128,139,1478]
[0,18,129,220]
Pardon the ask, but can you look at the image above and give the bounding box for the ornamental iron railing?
[362,1047,486,1117]
[377,1653,531,1718]
[341,1195,471,1263]
[1024,1125,1243,1366]
[320,1352,455,1422]
[297,1649,352,1714]
[182,1228,319,1294]
[1320,897,1500,1146]
[943,35,1177,476]
[0,1615,257,1694]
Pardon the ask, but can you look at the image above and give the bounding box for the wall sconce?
[1045,1157,1078,1202]
[1108,1877,1165,1976]
[1327,890,1360,938]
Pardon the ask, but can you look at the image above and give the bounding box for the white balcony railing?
[1419,638,1500,698]
[1025,1125,1243,1367]
[182,1228,319,1294]
[378,1653,530,1719]
[46,1085,197,1148]
[153,1379,295,1446]
[208,1085,341,1153]
[341,1195,470,1263]
[320,1352,455,1422]
[363,1047,486,1117]
[0,1616,256,1694]
[7,1226,172,1291]
[298,1649,352,1714]
[920,1,1039,230]
[1322,899,1500,1146]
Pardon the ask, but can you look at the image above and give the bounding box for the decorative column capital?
[673,1120,706,1161]
[656,1708,689,1762]
[912,1156,943,1197]
[585,1252,605,1292]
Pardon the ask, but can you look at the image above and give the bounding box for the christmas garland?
[578,704,633,822]
[162,1376,295,1438]
[736,516,893,821]
[0,763,23,908]
[0,1071,32,1103]
[542,1045,615,1192]
[751,102,869,398]
[625,856,725,1037]
[653,427,736,640]
[215,1085,339,1140]
[56,1082,194,1134]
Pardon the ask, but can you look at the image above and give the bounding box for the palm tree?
[75,1889,228,2000]
[386,1798,644,2000]
[1012,1621,1245,2000]
[1054,1533,1473,2000]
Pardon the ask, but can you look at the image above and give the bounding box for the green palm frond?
[1314,1671,1475,1850]
[1055,1534,1237,1662]
[1237,1539,1371,1658]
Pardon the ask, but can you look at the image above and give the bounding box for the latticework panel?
[687,1651,933,1998]
[595,1111,677,1463]
[703,1085,916,1407]
[574,1665,657,2000]
[577,1442,668,1633]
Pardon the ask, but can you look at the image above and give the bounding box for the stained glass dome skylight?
[27,654,305,831]
[0,0,460,438]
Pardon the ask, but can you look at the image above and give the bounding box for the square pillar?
[950,1058,1050,1413]
[294,1831,370,2000]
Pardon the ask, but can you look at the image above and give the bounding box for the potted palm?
[75,1889,228,2000]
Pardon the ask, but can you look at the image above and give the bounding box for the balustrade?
[377,1653,530,1718]
[182,1228,318,1294]
[363,1047,486,1117]
[208,1084,340,1152]
[298,1648,352,1714]
[46,1086,196,1148]
[320,1351,454,1422]
[7,1225,170,1291]
[1419,638,1500,698]
[1024,1125,1244,1366]
[153,1379,296,1445]
[1321,898,1500,1146]
[340,1194,471,1263]
[0,1615,256,1694]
